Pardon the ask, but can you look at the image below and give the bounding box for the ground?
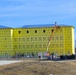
[0,59,76,75]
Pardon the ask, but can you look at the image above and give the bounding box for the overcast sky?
[0,0,76,39]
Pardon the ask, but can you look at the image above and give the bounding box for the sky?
[0,0,76,27]
[0,0,76,39]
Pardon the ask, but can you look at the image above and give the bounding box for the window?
[5,38,7,40]
[60,44,63,47]
[14,45,17,49]
[27,30,29,33]
[31,37,34,41]
[39,37,42,41]
[51,44,54,47]
[47,37,50,40]
[35,30,37,33]
[26,45,29,48]
[35,37,37,41]
[30,45,33,48]
[39,44,42,48]
[23,45,25,48]
[56,44,58,47]
[55,36,59,40]
[43,44,46,48]
[43,30,45,33]
[43,37,46,41]
[19,45,21,49]
[14,38,17,41]
[23,38,25,41]
[60,36,63,40]
[60,29,63,33]
[35,45,37,48]
[18,31,21,34]
[26,37,30,41]
[18,38,21,41]
[52,37,54,40]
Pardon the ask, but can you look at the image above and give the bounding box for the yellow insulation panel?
[0,26,75,57]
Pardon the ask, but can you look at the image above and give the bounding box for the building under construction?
[0,23,75,58]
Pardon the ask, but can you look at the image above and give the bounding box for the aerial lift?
[38,22,60,60]
[45,22,60,59]
[38,22,60,59]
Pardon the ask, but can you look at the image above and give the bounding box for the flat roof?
[0,24,74,28]
[22,24,73,28]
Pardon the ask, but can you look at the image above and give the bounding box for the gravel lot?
[0,59,76,75]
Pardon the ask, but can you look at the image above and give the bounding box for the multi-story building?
[0,26,13,58]
[0,24,75,57]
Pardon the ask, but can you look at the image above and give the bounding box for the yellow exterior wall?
[64,27,74,55]
[12,26,75,56]
[0,28,13,57]
[0,25,75,57]
[72,28,75,54]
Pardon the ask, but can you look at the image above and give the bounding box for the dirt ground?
[0,59,76,75]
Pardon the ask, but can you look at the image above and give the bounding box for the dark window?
[43,30,45,33]
[27,30,29,33]
[35,30,37,33]
[18,31,21,34]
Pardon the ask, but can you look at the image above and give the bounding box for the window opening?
[27,30,29,33]
[43,30,45,33]
[35,30,37,33]
[18,31,21,34]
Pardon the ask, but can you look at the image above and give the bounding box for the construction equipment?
[38,22,60,60]
[46,22,60,53]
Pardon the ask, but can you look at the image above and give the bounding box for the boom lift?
[46,22,60,57]
[38,22,60,60]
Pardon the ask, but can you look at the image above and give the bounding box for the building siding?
[0,25,75,57]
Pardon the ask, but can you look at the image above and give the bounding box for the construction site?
[0,22,75,59]
[0,23,76,75]
[0,59,76,75]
